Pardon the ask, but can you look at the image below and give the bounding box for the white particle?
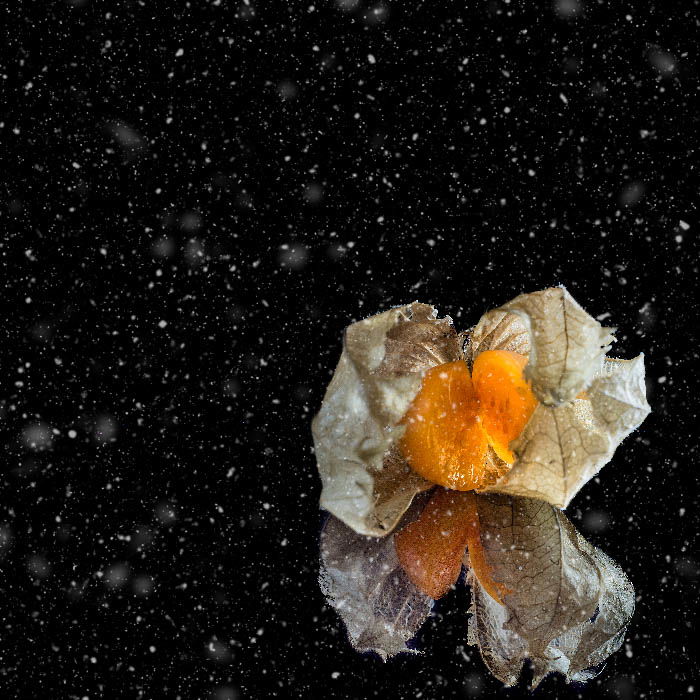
[72,162,81,169]
[68,430,77,439]
[559,92,568,104]
[367,53,376,64]
[175,48,184,57]
[158,320,167,328]
[679,219,690,230]
[331,672,340,679]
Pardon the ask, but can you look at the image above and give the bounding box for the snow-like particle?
[27,554,52,580]
[555,0,583,18]
[103,562,131,590]
[93,414,119,444]
[278,243,309,270]
[205,638,233,663]
[155,502,178,524]
[648,48,676,77]
[23,422,53,451]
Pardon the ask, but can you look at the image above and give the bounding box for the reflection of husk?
[467,494,634,688]
[312,302,461,537]
[319,494,434,659]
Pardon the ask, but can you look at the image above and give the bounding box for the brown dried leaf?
[486,354,650,508]
[467,494,634,688]
[312,303,461,536]
[319,497,434,659]
[482,286,615,406]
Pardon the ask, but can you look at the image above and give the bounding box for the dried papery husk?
[473,286,614,407]
[485,354,650,508]
[319,494,434,659]
[312,302,462,536]
[466,494,634,688]
[466,309,531,366]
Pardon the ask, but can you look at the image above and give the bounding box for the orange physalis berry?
[398,361,489,491]
[399,352,537,490]
[471,350,539,464]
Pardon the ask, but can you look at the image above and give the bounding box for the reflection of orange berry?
[471,350,539,464]
[395,488,509,604]
[395,488,472,599]
[399,361,489,491]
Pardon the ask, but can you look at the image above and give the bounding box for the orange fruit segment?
[471,350,538,463]
[395,489,509,604]
[398,361,489,491]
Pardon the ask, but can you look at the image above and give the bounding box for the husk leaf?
[312,303,461,536]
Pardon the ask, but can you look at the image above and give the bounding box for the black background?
[2,0,699,698]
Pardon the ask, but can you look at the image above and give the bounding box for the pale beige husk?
[466,494,635,688]
[312,302,462,537]
[474,286,616,406]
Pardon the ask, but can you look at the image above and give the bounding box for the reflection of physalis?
[313,287,650,687]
